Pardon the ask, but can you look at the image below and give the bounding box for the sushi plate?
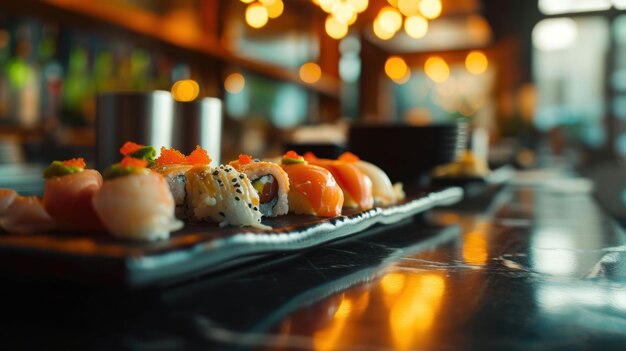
[0,187,463,288]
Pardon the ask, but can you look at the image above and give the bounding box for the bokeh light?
[245,3,269,29]
[265,0,284,19]
[319,0,338,13]
[378,7,403,33]
[224,73,246,94]
[348,0,369,13]
[171,79,200,101]
[325,15,348,39]
[398,0,420,16]
[299,62,322,84]
[419,0,442,19]
[404,15,428,38]
[465,50,488,75]
[332,1,356,23]
[373,18,395,40]
[385,56,408,80]
[424,56,449,83]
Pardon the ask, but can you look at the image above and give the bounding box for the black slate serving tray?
[0,187,462,288]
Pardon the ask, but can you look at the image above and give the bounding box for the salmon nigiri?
[42,158,104,231]
[280,151,343,218]
[338,152,405,206]
[303,152,374,211]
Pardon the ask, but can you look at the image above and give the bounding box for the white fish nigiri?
[92,158,183,241]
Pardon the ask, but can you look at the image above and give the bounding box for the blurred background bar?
[1,0,626,215]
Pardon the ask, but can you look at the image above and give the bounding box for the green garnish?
[129,146,156,167]
[103,163,145,180]
[43,161,83,179]
[281,157,306,165]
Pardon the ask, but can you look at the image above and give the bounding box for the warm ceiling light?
[398,0,420,16]
[319,0,338,13]
[325,15,348,39]
[465,50,488,75]
[171,79,200,102]
[387,0,399,7]
[378,7,403,33]
[241,0,255,3]
[424,56,449,83]
[404,15,428,39]
[224,73,246,94]
[419,0,442,19]
[373,18,395,40]
[265,0,284,19]
[299,62,322,84]
[332,1,356,23]
[245,3,269,28]
[385,55,409,80]
[259,0,277,5]
[348,0,368,13]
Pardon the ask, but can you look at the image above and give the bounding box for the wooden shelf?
[0,0,340,98]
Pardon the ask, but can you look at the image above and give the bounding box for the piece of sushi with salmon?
[153,146,268,229]
[0,189,56,234]
[92,157,183,241]
[303,152,374,211]
[280,151,344,218]
[229,154,290,217]
[42,158,104,231]
[337,152,405,206]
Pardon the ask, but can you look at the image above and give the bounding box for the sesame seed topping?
[235,196,240,201]
[213,170,218,176]
[239,174,245,179]
[248,204,252,208]
[253,207,258,211]
[236,189,242,194]
[231,178,237,183]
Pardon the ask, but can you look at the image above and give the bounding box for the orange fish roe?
[186,145,212,165]
[61,158,86,169]
[283,150,302,160]
[156,147,187,165]
[303,152,318,162]
[120,156,148,168]
[338,151,360,163]
[239,154,253,165]
[119,141,144,156]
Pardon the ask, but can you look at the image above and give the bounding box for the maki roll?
[153,146,196,218]
[230,154,290,217]
[338,152,405,206]
[42,158,104,230]
[92,157,183,241]
[153,146,268,229]
[185,164,267,229]
[0,189,55,234]
[280,151,344,218]
[303,152,374,211]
